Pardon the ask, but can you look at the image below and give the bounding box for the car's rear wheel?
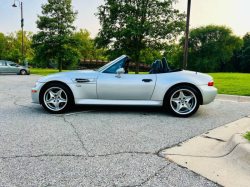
[165,85,200,117]
[20,69,27,75]
[41,83,73,114]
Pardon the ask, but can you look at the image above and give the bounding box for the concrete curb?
[216,94,250,103]
[161,117,250,187]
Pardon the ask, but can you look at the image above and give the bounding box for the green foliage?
[0,31,34,64]
[239,32,250,72]
[74,29,107,60]
[243,132,250,141]
[0,33,6,59]
[95,0,186,73]
[178,25,243,72]
[32,0,79,71]
[139,48,162,64]
[163,43,184,68]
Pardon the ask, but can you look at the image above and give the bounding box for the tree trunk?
[135,55,140,74]
[59,57,62,72]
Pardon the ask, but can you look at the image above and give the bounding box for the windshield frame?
[97,55,126,72]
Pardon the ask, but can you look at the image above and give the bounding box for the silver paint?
[31,55,217,108]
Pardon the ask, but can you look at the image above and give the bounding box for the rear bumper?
[31,82,45,104]
[198,85,218,105]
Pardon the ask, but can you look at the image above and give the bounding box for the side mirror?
[115,68,125,78]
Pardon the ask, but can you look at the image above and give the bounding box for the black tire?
[40,83,74,114]
[164,85,200,117]
[20,69,27,75]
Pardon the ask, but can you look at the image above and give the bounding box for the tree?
[74,29,107,60]
[95,0,186,73]
[0,33,7,59]
[0,31,34,63]
[163,43,183,68]
[240,32,250,72]
[179,25,243,72]
[32,0,78,71]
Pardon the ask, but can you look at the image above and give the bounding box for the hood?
[18,65,28,69]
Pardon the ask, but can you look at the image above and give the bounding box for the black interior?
[122,56,180,74]
[123,57,130,74]
[149,57,181,74]
[149,58,169,74]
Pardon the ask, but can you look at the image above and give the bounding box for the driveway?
[0,74,250,186]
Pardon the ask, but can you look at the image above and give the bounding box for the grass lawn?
[30,68,69,76]
[30,68,250,96]
[207,73,250,96]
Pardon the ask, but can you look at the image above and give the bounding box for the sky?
[0,0,250,38]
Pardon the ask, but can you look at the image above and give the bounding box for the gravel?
[1,74,249,186]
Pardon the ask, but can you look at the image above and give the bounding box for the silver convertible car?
[31,55,217,117]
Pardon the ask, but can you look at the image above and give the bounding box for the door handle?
[142,79,152,82]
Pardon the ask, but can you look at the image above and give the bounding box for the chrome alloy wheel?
[170,89,197,115]
[43,87,68,111]
[21,70,27,75]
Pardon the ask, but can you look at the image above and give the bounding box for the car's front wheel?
[41,83,73,114]
[20,69,27,75]
[165,85,200,117]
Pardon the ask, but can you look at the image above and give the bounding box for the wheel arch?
[39,81,75,105]
[163,82,203,105]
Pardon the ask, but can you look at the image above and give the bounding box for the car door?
[6,62,19,73]
[97,59,156,100]
[0,61,8,73]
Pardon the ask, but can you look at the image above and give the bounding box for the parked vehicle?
[0,60,30,75]
[31,55,217,117]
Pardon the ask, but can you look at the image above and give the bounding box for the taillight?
[208,80,214,86]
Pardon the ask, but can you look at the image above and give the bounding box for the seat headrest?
[162,57,169,72]
[151,62,156,68]
[155,60,161,72]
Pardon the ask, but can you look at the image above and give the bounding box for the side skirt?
[75,99,163,106]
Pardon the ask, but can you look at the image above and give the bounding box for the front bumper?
[31,82,45,104]
[198,85,218,105]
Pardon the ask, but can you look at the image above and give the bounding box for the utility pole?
[183,0,191,70]
[12,0,24,65]
[21,2,24,66]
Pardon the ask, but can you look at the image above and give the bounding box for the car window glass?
[97,56,124,72]
[6,62,16,66]
[103,59,125,74]
[0,61,4,66]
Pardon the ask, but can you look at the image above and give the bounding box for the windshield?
[97,56,124,72]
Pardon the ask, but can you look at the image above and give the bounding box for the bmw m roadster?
[31,55,217,117]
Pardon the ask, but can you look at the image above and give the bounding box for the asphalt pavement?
[1,74,250,186]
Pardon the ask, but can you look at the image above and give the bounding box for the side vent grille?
[72,78,89,83]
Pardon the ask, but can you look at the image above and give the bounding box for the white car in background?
[0,60,30,75]
[31,55,217,117]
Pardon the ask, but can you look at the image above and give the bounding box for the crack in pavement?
[0,151,155,159]
[62,115,90,156]
[122,164,170,187]
[2,91,249,186]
